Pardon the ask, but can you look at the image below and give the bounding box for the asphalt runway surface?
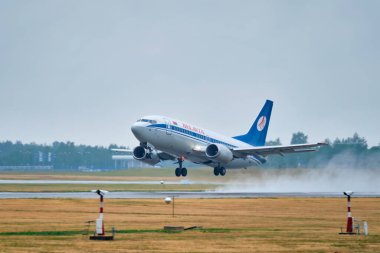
[1,179,379,198]
[1,191,379,199]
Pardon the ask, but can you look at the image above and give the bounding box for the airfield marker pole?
[91,189,108,236]
[99,194,105,235]
[172,196,175,217]
[346,194,353,233]
[90,189,114,240]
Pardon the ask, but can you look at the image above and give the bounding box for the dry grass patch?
[0,198,379,252]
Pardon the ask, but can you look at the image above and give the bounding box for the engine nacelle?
[205,144,233,164]
[132,146,160,165]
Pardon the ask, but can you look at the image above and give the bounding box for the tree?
[291,132,308,144]
[266,138,282,146]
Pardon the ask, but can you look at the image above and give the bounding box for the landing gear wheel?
[213,167,220,176]
[219,167,226,176]
[175,168,181,177]
[175,157,185,177]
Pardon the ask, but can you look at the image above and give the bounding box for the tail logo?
[257,116,267,131]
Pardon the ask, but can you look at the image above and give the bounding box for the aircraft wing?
[111,148,133,154]
[232,142,327,157]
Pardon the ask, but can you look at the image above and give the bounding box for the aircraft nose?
[131,122,139,134]
[131,122,144,138]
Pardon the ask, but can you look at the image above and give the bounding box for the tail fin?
[233,100,273,146]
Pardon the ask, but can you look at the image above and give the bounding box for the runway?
[0,179,207,185]
[0,191,379,199]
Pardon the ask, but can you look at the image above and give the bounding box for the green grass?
[0,229,167,236]
[0,228,238,236]
[0,231,82,236]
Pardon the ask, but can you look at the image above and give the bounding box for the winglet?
[233,100,273,146]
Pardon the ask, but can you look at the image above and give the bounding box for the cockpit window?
[137,119,157,124]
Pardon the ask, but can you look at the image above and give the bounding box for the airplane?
[116,100,326,177]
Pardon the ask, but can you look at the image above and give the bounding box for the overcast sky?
[1,0,379,148]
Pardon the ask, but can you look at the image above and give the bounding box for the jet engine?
[132,146,160,165]
[205,144,233,164]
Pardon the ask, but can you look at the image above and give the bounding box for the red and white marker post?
[98,194,105,235]
[91,189,108,236]
[344,191,354,233]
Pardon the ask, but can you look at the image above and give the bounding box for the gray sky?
[1,0,379,147]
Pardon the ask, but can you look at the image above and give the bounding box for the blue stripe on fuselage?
[147,124,264,165]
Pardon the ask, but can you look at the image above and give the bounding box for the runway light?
[91,189,109,196]
[164,197,172,204]
[164,196,176,217]
[344,191,353,196]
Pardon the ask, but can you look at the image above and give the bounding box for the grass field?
[0,169,379,252]
[0,183,214,192]
[0,198,379,252]
[0,167,332,192]
[0,168,209,180]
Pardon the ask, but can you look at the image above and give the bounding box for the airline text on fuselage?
[182,123,205,135]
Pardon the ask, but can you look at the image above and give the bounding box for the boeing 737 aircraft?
[116,100,325,177]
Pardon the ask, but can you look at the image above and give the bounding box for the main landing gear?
[175,157,187,177]
[213,166,226,176]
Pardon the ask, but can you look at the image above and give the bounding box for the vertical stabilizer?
[233,100,273,146]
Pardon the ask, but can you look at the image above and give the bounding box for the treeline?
[0,132,379,170]
[264,132,380,169]
[0,141,126,170]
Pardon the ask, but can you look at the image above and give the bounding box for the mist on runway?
[216,167,380,193]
